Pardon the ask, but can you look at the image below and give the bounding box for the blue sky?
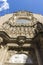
[0,0,43,16]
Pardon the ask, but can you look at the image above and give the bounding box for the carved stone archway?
[0,11,43,65]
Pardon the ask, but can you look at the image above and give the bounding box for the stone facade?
[0,11,43,65]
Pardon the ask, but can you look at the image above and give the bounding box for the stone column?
[0,46,8,65]
[35,45,42,65]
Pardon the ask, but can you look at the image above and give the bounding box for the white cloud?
[0,0,9,11]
